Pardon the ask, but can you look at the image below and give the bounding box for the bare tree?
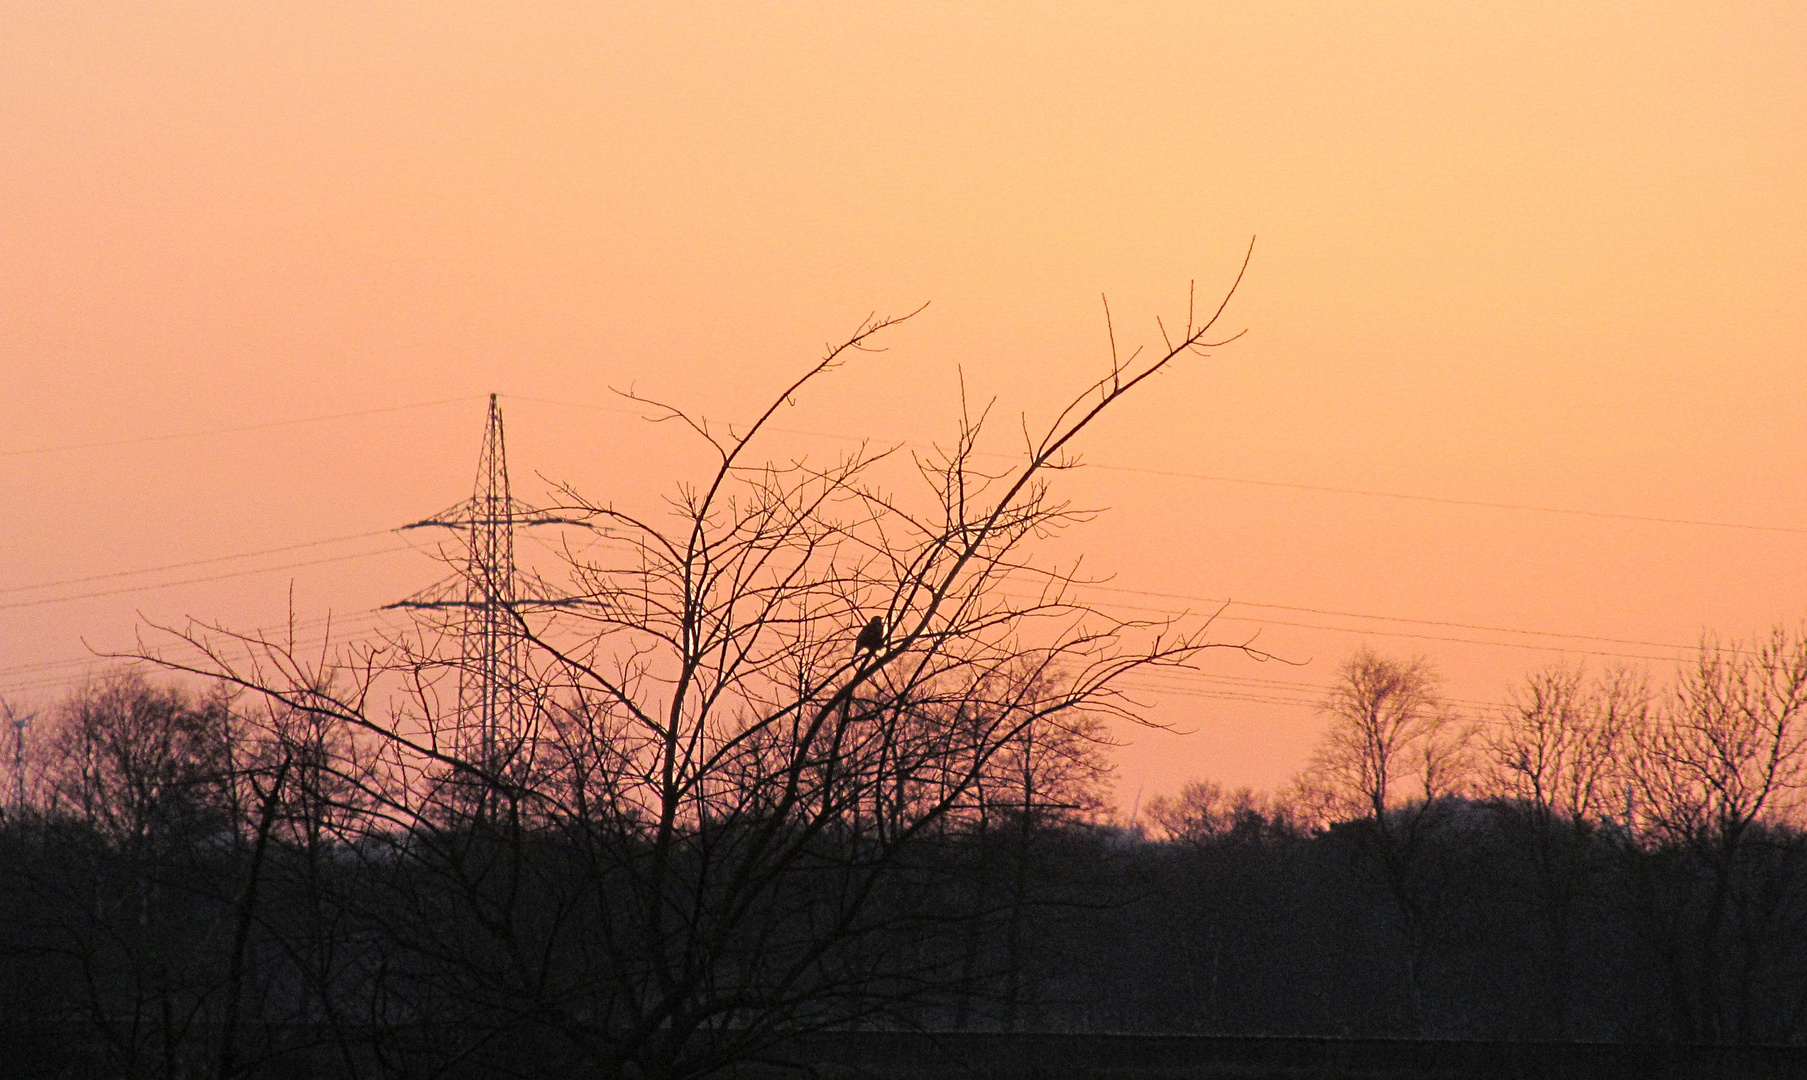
[146,262,1258,1079]
[1485,662,1647,1036]
[1141,778,1301,1033]
[1300,648,1473,1034]
[1488,664,1643,828]
[1145,781,1294,846]
[1146,780,1230,846]
[937,665,1116,1030]
[30,669,243,1078]
[975,672,1116,1030]
[1637,627,1807,847]
[46,669,234,851]
[1302,650,1472,820]
[1628,624,1807,1041]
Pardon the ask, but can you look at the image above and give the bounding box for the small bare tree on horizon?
[1299,648,1474,1036]
[1486,661,1648,1038]
[1627,625,1807,1042]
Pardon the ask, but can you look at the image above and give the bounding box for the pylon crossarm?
[386,598,601,611]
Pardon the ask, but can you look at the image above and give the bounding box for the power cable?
[6,390,1764,709]
[0,396,485,458]
[1116,680,1324,709]
[1083,462,1807,536]
[0,617,395,679]
[0,546,414,611]
[1122,667,1497,712]
[0,529,398,595]
[1075,594,1693,664]
[0,391,1727,654]
[0,608,397,678]
[504,393,1807,537]
[0,624,399,697]
[0,605,426,697]
[996,569,1706,656]
[998,586,1692,664]
[1067,581,1704,654]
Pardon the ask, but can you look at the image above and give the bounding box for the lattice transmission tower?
[388,394,586,771]
[3,700,30,815]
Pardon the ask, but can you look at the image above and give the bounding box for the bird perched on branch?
[856,616,886,655]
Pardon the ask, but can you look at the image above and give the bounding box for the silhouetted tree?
[1628,624,1807,1041]
[1485,662,1646,1036]
[1300,649,1473,1033]
[32,669,240,1077]
[1146,781,1297,846]
[147,265,1259,1079]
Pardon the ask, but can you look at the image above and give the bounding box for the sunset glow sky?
[4,4,1804,806]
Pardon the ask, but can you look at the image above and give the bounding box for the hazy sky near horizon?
[4,3,1804,804]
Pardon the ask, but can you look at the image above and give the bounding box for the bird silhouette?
[856,616,886,654]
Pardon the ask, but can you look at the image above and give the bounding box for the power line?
[0,546,1702,692]
[505,393,1807,538]
[998,566,1706,654]
[0,529,397,596]
[0,611,392,680]
[1003,587,1693,665]
[3,521,1700,661]
[998,564,1712,659]
[0,611,403,697]
[1111,599,1692,664]
[0,641,391,697]
[1123,687,1312,709]
[504,393,1784,662]
[1074,582,1703,654]
[504,394,643,418]
[1,391,1759,711]
[1083,463,1807,537]
[1123,666,1498,712]
[0,546,414,611]
[1220,613,1691,664]
[0,396,485,458]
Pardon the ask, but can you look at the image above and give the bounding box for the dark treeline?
[4,632,1807,1079]
[994,795,1807,1043]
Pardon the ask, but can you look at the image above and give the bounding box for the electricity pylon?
[3,700,30,814]
[388,394,586,774]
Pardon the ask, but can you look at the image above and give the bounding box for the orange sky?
[4,4,1805,808]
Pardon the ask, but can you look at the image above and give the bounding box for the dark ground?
[735,1032,1807,1080]
[8,1025,1800,1080]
